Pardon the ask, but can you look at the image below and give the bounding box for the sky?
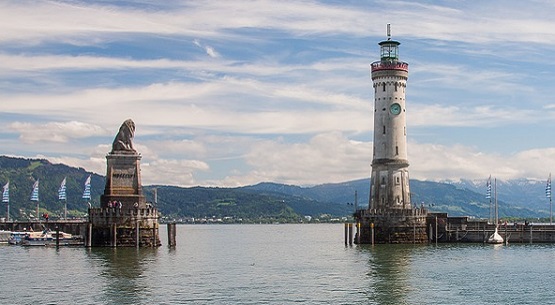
[2,0,555,187]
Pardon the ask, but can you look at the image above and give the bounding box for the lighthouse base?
[355,208,428,244]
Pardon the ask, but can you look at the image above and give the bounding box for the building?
[354,26,428,244]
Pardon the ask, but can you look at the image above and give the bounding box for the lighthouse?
[370,24,410,210]
[355,25,428,244]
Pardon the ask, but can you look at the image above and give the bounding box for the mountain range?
[0,155,550,221]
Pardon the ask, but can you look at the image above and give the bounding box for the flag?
[58,177,67,200]
[30,179,39,201]
[82,175,91,200]
[2,182,8,203]
[486,176,492,199]
[547,173,552,199]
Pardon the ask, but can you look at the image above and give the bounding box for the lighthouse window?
[396,146,399,155]
[382,83,386,92]
[395,83,398,92]
[383,126,386,134]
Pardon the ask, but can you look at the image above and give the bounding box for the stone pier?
[88,119,161,247]
[355,207,428,244]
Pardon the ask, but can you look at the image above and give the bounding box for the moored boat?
[0,230,11,243]
[21,230,53,246]
[20,229,83,246]
[486,177,504,245]
[8,231,30,245]
[487,227,504,244]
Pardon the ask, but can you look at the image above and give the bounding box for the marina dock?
[429,213,555,244]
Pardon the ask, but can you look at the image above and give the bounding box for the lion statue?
[111,119,136,152]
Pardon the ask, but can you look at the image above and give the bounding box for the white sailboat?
[487,177,504,244]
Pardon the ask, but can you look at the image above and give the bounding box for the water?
[2,224,555,304]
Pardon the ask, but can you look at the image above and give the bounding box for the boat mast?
[487,175,492,224]
[494,178,498,228]
[548,173,552,225]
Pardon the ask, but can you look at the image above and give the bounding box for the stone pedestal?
[355,208,428,244]
[101,152,145,209]
[89,151,161,247]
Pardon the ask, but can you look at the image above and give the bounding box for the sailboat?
[487,177,504,244]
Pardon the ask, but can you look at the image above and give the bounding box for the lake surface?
[2,224,555,304]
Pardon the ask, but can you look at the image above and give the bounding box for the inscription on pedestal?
[111,166,137,193]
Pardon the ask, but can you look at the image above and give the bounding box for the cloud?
[2,0,555,188]
[410,143,555,181]
[193,39,220,58]
[31,131,555,188]
[142,139,207,159]
[9,121,108,144]
[141,158,210,186]
[45,154,107,176]
[409,104,538,128]
[3,0,555,47]
[220,132,372,186]
[1,79,372,135]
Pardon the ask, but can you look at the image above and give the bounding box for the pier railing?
[357,207,427,218]
[89,207,158,218]
[371,61,408,72]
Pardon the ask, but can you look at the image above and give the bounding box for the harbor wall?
[428,213,555,243]
[0,220,87,236]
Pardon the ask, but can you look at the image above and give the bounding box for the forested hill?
[0,156,104,219]
[0,156,547,222]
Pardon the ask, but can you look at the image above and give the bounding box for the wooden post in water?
[357,222,361,244]
[136,218,140,248]
[344,223,348,245]
[55,226,60,248]
[413,221,416,244]
[530,225,533,244]
[111,223,117,247]
[87,223,92,247]
[371,222,375,245]
[348,223,353,245]
[435,215,438,246]
[504,224,507,245]
[167,223,176,247]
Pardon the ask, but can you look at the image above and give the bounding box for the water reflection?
[360,244,425,305]
[87,247,159,305]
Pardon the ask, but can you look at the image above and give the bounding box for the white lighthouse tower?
[355,25,427,244]
[369,24,411,210]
